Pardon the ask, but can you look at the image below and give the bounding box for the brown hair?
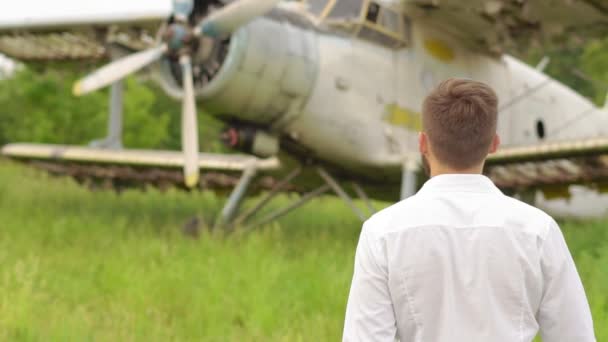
[422,78,498,170]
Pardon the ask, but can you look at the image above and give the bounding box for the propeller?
[180,54,199,188]
[72,0,281,188]
[197,0,282,38]
[73,0,281,96]
[73,44,168,96]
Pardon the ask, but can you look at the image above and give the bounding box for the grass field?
[0,160,607,341]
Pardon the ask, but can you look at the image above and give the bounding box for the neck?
[429,163,485,178]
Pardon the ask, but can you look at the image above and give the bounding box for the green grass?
[0,160,607,341]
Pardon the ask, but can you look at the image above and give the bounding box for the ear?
[419,132,428,155]
[489,134,500,154]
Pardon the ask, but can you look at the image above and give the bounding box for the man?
[342,79,595,342]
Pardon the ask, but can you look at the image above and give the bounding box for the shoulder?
[362,194,431,236]
[492,194,557,238]
[364,192,557,240]
[499,194,555,222]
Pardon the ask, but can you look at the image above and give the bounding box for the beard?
[421,154,431,178]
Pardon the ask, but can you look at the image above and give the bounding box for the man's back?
[343,174,595,342]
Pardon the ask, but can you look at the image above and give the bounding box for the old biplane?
[1,0,608,227]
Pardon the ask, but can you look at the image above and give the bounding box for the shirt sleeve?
[537,219,595,342]
[343,221,397,342]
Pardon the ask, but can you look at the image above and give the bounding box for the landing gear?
[214,162,258,228]
[89,78,123,149]
[317,166,366,222]
[212,163,377,231]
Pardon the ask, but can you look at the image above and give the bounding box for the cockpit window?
[326,0,364,19]
[378,6,400,32]
[366,2,380,22]
[315,0,409,48]
[306,0,330,16]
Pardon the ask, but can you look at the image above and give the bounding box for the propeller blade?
[197,0,281,38]
[73,44,168,96]
[180,54,200,188]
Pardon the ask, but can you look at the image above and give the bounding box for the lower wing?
[486,137,608,195]
[1,143,281,191]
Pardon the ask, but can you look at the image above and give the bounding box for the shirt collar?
[417,174,502,195]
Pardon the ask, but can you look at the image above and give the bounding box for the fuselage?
[188,4,607,179]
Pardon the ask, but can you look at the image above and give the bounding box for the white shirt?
[343,174,595,342]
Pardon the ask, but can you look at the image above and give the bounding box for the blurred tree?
[0,68,171,148]
[147,82,229,153]
[581,37,608,105]
[120,77,171,148]
[524,37,608,107]
[525,45,596,102]
[0,67,229,152]
[0,68,107,145]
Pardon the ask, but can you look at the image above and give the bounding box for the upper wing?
[0,0,172,31]
[401,0,608,54]
[0,0,173,61]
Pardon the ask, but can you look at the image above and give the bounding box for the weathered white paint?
[0,0,172,30]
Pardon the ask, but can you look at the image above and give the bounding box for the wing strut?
[214,164,375,230]
[214,162,258,229]
[317,166,366,221]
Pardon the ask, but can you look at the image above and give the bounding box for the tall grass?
[0,160,606,341]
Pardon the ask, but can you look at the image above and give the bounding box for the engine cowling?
[156,15,319,128]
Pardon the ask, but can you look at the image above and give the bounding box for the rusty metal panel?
[486,156,608,190]
[0,32,106,61]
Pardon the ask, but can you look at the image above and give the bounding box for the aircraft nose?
[197,16,320,127]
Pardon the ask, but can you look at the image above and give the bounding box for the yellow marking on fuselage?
[384,104,422,131]
[424,39,455,63]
